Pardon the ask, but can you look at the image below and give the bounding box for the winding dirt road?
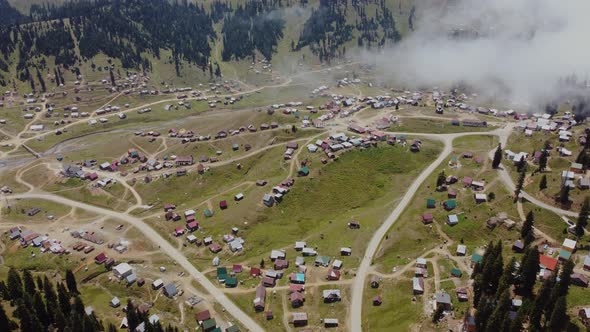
[4,190,264,332]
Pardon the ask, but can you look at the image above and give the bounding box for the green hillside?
[0,0,417,91]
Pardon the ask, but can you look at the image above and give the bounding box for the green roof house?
[225,277,238,288]
[225,325,240,332]
[451,268,462,278]
[204,208,213,217]
[426,198,436,209]
[298,166,310,177]
[558,249,572,261]
[202,318,217,332]
[471,254,483,267]
[217,267,228,282]
[444,199,457,210]
[315,255,331,267]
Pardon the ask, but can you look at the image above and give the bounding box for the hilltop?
[0,0,417,92]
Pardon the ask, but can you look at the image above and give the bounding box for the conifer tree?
[23,270,36,295]
[436,171,446,187]
[7,268,23,301]
[518,246,540,298]
[65,269,78,295]
[539,174,547,190]
[548,296,568,331]
[0,303,16,331]
[492,144,502,169]
[521,211,535,246]
[57,282,70,315]
[575,196,589,237]
[539,151,548,171]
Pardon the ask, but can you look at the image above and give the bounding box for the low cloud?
[360,0,590,108]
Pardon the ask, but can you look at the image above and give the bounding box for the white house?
[113,263,133,279]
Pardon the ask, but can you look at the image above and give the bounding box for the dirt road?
[349,126,512,332]
[4,191,264,332]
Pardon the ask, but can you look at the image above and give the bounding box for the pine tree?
[518,247,540,298]
[72,295,84,316]
[432,304,444,323]
[539,151,548,171]
[57,282,71,315]
[492,144,502,169]
[509,308,525,332]
[539,174,547,190]
[515,168,525,201]
[485,290,511,331]
[0,303,16,331]
[36,276,43,291]
[35,67,46,92]
[475,296,493,331]
[575,196,589,238]
[109,69,116,86]
[54,68,60,86]
[126,300,141,331]
[516,156,527,172]
[14,301,44,332]
[521,211,535,246]
[547,296,568,331]
[215,63,221,78]
[43,276,57,305]
[497,257,516,296]
[553,259,574,298]
[530,274,555,330]
[559,184,570,205]
[7,268,23,301]
[23,270,36,295]
[436,171,446,187]
[53,306,66,331]
[576,148,587,166]
[65,269,78,295]
[32,291,50,328]
[0,280,9,300]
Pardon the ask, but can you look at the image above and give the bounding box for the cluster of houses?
[8,226,67,253]
[431,89,517,118]
[245,243,345,327]
[411,257,468,311]
[194,308,239,332]
[163,204,246,255]
[261,178,295,207]
[515,111,578,138]
[107,260,206,331]
[530,238,590,288]
[164,121,280,146]
[421,171,489,227]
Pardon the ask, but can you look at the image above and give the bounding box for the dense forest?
[0,0,414,88]
[0,268,179,332]
[465,238,575,331]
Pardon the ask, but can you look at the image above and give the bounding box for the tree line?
[470,241,575,331]
[0,268,178,332]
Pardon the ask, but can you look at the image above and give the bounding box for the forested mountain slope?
[0,0,416,90]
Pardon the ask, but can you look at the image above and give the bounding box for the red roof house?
[250,267,262,277]
[94,252,107,264]
[540,255,558,271]
[219,200,228,209]
[186,221,199,232]
[174,227,185,236]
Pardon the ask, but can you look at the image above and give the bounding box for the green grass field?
[362,278,426,331]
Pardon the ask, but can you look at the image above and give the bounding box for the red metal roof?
[540,255,558,271]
